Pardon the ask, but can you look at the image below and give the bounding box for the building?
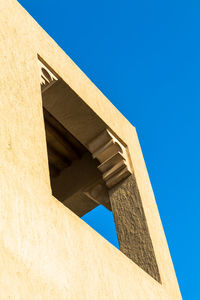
[0,0,182,299]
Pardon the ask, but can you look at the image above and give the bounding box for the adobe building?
[0,1,182,299]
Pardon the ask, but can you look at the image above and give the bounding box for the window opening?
[38,57,161,283]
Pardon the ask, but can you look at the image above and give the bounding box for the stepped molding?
[88,130,132,189]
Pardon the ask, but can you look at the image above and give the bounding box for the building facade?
[0,1,181,299]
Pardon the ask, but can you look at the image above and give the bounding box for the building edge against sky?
[0,0,182,299]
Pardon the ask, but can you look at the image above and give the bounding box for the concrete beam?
[51,152,111,217]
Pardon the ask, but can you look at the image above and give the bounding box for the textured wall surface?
[0,0,181,299]
[110,175,161,282]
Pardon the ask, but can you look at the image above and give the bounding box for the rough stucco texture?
[110,175,161,282]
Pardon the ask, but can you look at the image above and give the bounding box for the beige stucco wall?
[0,0,181,299]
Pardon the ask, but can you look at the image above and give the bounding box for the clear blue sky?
[18,0,199,298]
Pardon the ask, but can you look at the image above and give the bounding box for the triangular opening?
[82,205,119,249]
